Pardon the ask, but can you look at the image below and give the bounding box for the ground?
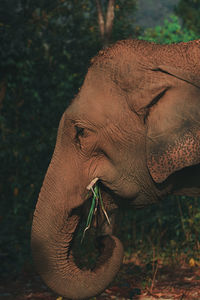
[1,260,200,300]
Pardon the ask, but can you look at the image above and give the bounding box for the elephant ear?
[146,66,200,183]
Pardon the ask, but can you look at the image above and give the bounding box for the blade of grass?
[81,182,111,242]
[99,188,110,225]
[81,194,96,243]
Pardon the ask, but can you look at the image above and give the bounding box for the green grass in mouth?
[81,183,110,243]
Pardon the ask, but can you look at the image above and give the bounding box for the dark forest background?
[0,0,200,282]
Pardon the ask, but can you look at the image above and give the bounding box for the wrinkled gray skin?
[31,39,200,299]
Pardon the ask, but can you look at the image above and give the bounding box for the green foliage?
[118,196,200,265]
[112,0,141,41]
[140,14,197,44]
[175,0,200,35]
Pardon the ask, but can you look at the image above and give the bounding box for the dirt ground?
[1,262,200,300]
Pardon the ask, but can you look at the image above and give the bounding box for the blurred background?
[0,0,200,296]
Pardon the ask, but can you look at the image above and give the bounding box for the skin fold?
[31,39,200,299]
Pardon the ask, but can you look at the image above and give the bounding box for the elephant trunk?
[31,162,124,299]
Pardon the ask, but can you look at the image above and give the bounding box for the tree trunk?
[96,0,115,47]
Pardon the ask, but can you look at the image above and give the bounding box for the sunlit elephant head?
[31,39,200,299]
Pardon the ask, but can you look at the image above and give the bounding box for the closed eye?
[74,126,85,147]
[144,87,169,123]
[75,125,85,139]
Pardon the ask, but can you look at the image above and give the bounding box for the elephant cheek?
[89,157,117,185]
[147,130,200,183]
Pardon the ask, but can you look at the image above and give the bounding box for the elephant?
[31,39,200,299]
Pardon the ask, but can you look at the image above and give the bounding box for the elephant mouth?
[87,178,142,211]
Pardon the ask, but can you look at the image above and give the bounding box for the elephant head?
[31,39,200,299]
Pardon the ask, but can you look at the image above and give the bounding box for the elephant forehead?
[69,75,128,124]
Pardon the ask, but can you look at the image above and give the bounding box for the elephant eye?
[75,125,85,140]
